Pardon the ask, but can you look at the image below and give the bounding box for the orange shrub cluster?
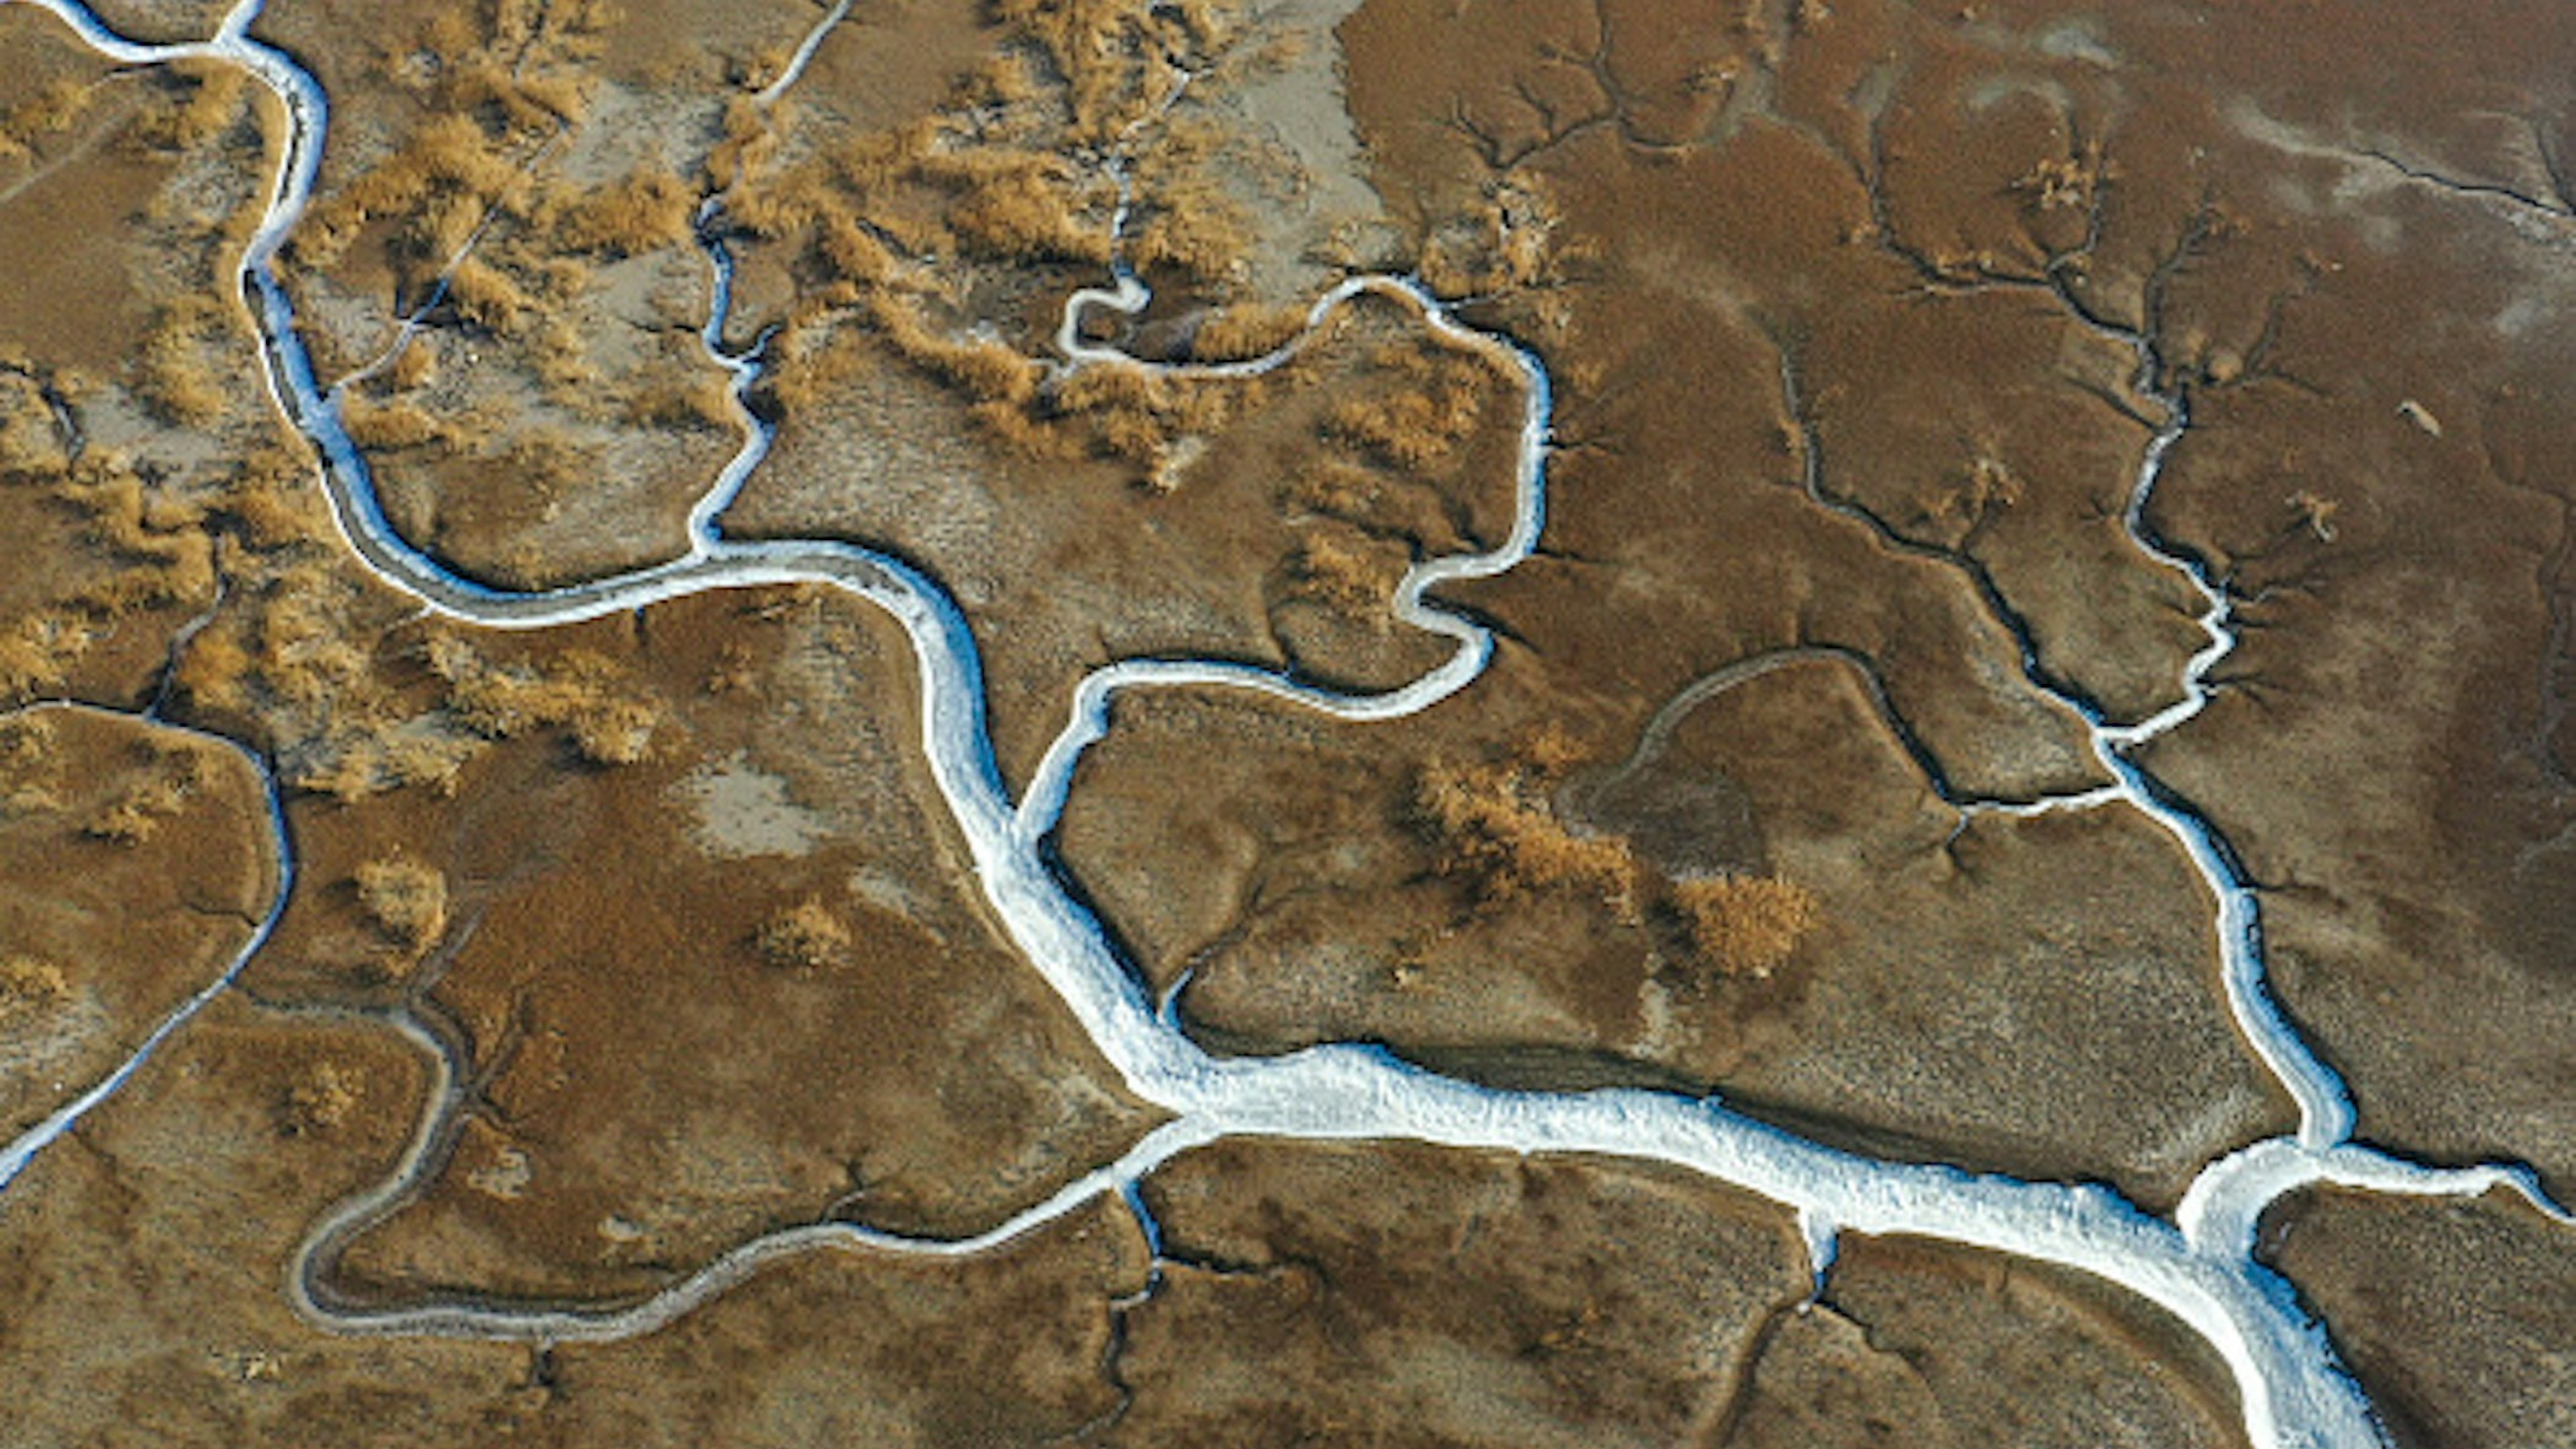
[1413,734,1636,912]
[84,737,204,845]
[921,150,1112,265]
[426,634,663,766]
[1418,176,1572,299]
[553,165,697,257]
[0,955,72,1030]
[1325,339,1497,471]
[354,853,448,963]
[1191,303,1309,364]
[60,467,217,611]
[277,1061,362,1136]
[0,76,91,163]
[1290,531,1391,616]
[2013,142,2110,212]
[1670,873,1819,981]
[758,898,852,970]
[136,297,233,427]
[131,60,248,152]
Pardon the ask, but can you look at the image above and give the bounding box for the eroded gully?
[3,3,2569,1446]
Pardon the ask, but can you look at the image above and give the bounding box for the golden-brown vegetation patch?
[1668,873,1819,981]
[427,633,665,767]
[353,853,448,964]
[0,953,73,1031]
[1414,728,1638,913]
[277,1059,362,1136]
[83,736,203,845]
[757,896,851,971]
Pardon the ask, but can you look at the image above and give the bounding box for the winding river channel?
[6,2,2573,1444]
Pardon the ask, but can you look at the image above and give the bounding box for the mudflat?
[2,0,2572,1444]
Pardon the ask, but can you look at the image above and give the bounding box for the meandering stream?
[4,3,2569,1445]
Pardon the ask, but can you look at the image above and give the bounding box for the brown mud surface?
[1114,1137,1809,1446]
[240,585,1157,1307]
[2264,1185,2576,1449]
[0,707,273,1144]
[0,994,1147,1446]
[1732,1233,2248,1448]
[1058,648,2290,1208]
[3,0,2575,1442]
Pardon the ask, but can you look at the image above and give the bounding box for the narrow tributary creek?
[3,3,2569,1446]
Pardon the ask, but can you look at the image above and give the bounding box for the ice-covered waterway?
[4,2,2570,1444]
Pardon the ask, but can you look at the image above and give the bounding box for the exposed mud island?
[3,0,2575,1444]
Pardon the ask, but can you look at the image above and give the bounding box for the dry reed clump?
[296,115,522,272]
[709,94,786,195]
[0,713,52,769]
[621,374,736,432]
[0,612,83,704]
[1920,451,2021,533]
[70,476,215,610]
[130,60,248,152]
[0,715,60,816]
[1285,458,1385,521]
[0,369,70,478]
[1670,873,1819,981]
[337,392,457,453]
[136,297,233,427]
[446,255,539,334]
[288,720,481,804]
[1417,175,1575,300]
[759,323,875,417]
[408,1,608,131]
[1324,339,1497,471]
[292,0,616,295]
[865,292,1041,407]
[500,428,601,502]
[0,955,73,1031]
[172,563,376,750]
[922,150,1111,265]
[527,317,602,405]
[0,77,92,162]
[1191,303,1309,364]
[425,634,663,766]
[1413,729,1636,912]
[2287,490,2340,543]
[757,898,851,970]
[277,1060,361,1136]
[354,853,448,964]
[83,738,204,845]
[1289,531,1392,616]
[989,0,1229,140]
[1128,175,1254,283]
[211,444,332,549]
[2013,142,2110,213]
[1031,355,1248,482]
[1053,357,1165,418]
[552,164,697,257]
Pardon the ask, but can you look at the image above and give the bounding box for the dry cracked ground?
[2,0,2574,1443]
